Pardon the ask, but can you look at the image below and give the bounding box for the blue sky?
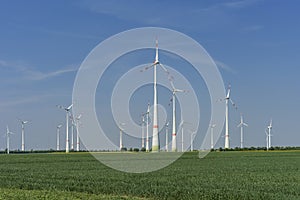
[0,0,300,150]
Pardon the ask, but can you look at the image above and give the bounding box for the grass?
[0,151,299,199]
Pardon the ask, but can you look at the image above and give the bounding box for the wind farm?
[0,40,296,153]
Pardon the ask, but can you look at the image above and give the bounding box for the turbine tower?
[119,123,125,151]
[75,114,82,152]
[141,114,145,149]
[146,104,150,152]
[56,124,62,151]
[165,122,169,152]
[170,81,186,152]
[18,119,29,151]
[237,114,248,148]
[265,129,269,150]
[190,130,196,152]
[57,104,73,153]
[6,125,14,154]
[223,85,237,149]
[69,114,76,151]
[210,124,216,149]
[267,119,272,149]
[178,120,190,152]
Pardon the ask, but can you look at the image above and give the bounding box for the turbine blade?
[230,99,237,109]
[158,63,168,73]
[226,85,231,98]
[76,114,82,120]
[175,89,185,93]
[67,104,73,110]
[140,63,155,72]
[56,105,65,110]
[178,120,184,128]
[168,96,173,106]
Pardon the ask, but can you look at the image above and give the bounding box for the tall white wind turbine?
[57,104,73,153]
[222,85,237,149]
[237,114,248,148]
[140,39,171,152]
[18,119,29,151]
[75,114,82,152]
[56,124,62,151]
[170,81,186,152]
[6,125,14,154]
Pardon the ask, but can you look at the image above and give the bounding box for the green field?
[0,151,299,199]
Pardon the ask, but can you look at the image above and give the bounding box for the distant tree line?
[212,146,300,152]
[1,146,300,154]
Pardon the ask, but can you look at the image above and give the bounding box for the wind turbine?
[57,104,73,153]
[18,119,29,151]
[56,124,63,151]
[266,119,273,150]
[6,126,14,154]
[237,114,248,148]
[146,103,150,152]
[222,84,237,149]
[210,124,216,149]
[119,123,125,151]
[170,81,187,152]
[140,39,171,152]
[75,114,82,152]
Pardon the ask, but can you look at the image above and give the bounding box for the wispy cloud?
[77,0,262,33]
[38,28,100,40]
[214,60,237,74]
[0,59,78,81]
[222,0,260,9]
[24,67,77,81]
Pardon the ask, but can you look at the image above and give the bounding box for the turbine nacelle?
[237,114,248,127]
[18,118,30,125]
[57,104,73,112]
[57,124,63,129]
[210,124,216,128]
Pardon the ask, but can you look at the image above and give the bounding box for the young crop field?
[0,151,299,199]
